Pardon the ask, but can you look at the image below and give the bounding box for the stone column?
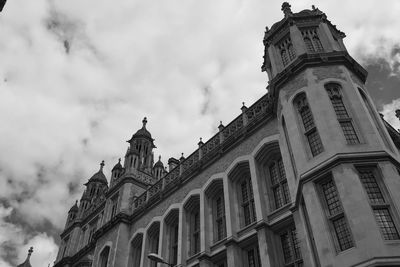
[226,241,242,266]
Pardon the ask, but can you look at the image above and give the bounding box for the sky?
[1,0,400,266]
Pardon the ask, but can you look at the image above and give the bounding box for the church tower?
[263,3,400,266]
[125,117,156,174]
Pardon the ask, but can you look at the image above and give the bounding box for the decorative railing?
[129,93,274,213]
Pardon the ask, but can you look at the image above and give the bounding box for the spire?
[100,160,105,171]
[87,160,108,184]
[142,117,147,128]
[17,247,33,267]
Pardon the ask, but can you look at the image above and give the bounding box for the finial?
[75,200,78,205]
[241,102,248,111]
[218,121,224,130]
[28,247,33,258]
[312,5,316,10]
[281,2,293,18]
[100,160,105,171]
[158,155,161,161]
[118,158,121,163]
[142,117,147,128]
[265,26,269,32]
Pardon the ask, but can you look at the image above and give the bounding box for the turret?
[78,161,108,217]
[263,4,400,267]
[111,158,123,186]
[168,157,179,172]
[125,117,156,174]
[65,200,79,228]
[153,156,165,179]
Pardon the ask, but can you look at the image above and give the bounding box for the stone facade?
[54,3,400,267]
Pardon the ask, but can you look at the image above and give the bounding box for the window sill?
[210,237,227,251]
[268,203,292,221]
[237,221,257,237]
[186,252,201,264]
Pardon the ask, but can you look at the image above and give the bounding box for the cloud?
[0,0,400,266]
[0,205,58,266]
[380,98,400,131]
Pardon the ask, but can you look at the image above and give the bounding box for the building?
[54,3,400,267]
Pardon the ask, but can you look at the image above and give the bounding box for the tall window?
[191,212,200,255]
[240,177,257,226]
[170,224,179,265]
[278,36,296,66]
[130,234,143,267]
[301,28,323,52]
[356,167,399,240]
[215,195,226,241]
[147,223,160,267]
[269,158,291,210]
[319,177,353,251]
[99,246,110,267]
[165,209,179,266]
[325,83,360,144]
[280,226,303,267]
[246,245,261,267]
[110,194,118,218]
[88,221,97,243]
[294,94,323,156]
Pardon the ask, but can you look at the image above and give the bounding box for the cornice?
[268,51,368,99]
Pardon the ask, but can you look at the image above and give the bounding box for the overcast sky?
[1,0,400,266]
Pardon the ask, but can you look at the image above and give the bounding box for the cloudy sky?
[1,0,400,266]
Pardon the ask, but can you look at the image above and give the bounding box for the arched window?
[278,36,296,66]
[294,93,323,156]
[312,36,323,51]
[269,157,290,209]
[304,37,314,52]
[240,177,256,226]
[130,234,143,267]
[147,222,160,267]
[301,28,324,53]
[281,49,289,66]
[184,196,200,256]
[99,246,110,267]
[325,83,359,144]
[287,44,296,61]
[164,209,179,265]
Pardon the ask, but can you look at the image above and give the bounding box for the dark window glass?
[307,130,324,156]
[357,167,399,240]
[320,177,354,251]
[280,226,303,266]
[373,208,400,240]
[269,158,291,210]
[332,216,354,251]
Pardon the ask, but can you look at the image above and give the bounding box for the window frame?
[355,165,400,241]
[213,194,226,242]
[293,93,324,157]
[277,35,296,66]
[325,82,361,145]
[268,157,291,211]
[317,175,354,252]
[243,244,262,267]
[279,225,303,267]
[238,176,257,227]
[300,27,324,53]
